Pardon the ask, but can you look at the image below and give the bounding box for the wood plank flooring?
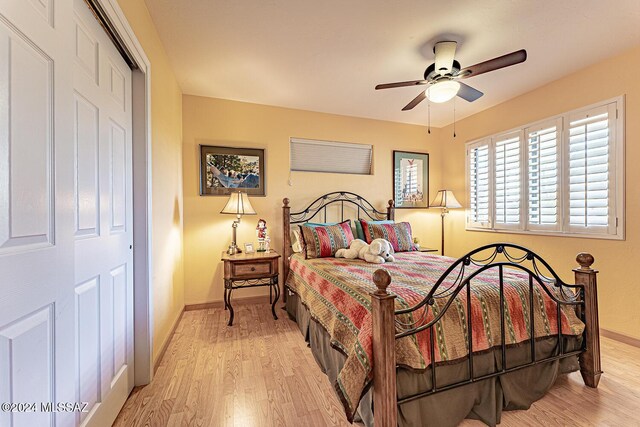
[114,303,640,426]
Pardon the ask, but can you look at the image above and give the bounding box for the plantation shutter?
[467,141,491,228]
[494,132,522,229]
[290,138,372,175]
[526,119,561,231]
[566,103,617,234]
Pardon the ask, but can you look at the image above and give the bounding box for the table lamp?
[221,191,256,255]
[430,189,462,256]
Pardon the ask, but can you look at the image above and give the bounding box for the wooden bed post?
[387,200,395,221]
[371,269,397,427]
[573,252,602,388]
[283,198,291,303]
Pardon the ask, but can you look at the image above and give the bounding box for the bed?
[281,192,601,427]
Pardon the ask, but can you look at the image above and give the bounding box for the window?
[467,142,490,227]
[466,97,624,239]
[494,131,521,229]
[290,137,372,175]
[526,119,561,231]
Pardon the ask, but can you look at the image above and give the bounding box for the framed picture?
[244,243,255,254]
[200,145,266,196]
[393,150,429,209]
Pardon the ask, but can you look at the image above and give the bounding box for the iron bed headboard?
[282,192,394,291]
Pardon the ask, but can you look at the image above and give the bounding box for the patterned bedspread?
[286,252,585,421]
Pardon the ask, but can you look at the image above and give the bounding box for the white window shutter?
[290,138,372,175]
[493,132,522,229]
[526,119,562,232]
[565,103,617,235]
[464,96,622,239]
[467,141,491,228]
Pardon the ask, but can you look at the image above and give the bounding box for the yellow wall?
[441,45,640,340]
[117,0,185,362]
[182,95,444,304]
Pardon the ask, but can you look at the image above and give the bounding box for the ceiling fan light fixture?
[426,80,460,103]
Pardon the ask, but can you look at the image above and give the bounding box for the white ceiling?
[144,0,640,127]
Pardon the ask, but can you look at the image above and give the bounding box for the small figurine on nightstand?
[256,218,268,252]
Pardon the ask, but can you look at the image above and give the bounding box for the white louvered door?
[566,103,617,235]
[467,142,491,228]
[72,0,134,424]
[494,131,522,229]
[526,119,562,232]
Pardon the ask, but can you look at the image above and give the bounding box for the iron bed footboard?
[371,246,601,427]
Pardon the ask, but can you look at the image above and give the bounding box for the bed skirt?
[285,290,581,427]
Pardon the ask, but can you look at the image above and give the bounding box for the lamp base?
[227,243,242,255]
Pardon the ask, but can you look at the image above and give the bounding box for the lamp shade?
[220,191,256,215]
[430,190,462,209]
[426,80,460,103]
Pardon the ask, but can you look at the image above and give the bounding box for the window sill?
[465,226,625,241]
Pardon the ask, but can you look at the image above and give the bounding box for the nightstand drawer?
[233,262,272,277]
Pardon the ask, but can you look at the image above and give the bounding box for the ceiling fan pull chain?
[453,97,457,138]
[428,101,431,134]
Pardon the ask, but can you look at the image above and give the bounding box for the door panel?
[73,0,134,424]
[0,306,55,427]
[74,93,100,238]
[75,277,100,425]
[0,1,76,426]
[0,0,134,425]
[0,17,54,252]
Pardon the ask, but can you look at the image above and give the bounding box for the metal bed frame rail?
[371,244,602,427]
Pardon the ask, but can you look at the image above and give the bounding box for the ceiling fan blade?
[457,82,484,102]
[457,49,527,79]
[434,41,457,75]
[375,80,428,90]
[402,91,427,111]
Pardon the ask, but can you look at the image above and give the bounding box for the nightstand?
[417,247,439,253]
[221,250,281,326]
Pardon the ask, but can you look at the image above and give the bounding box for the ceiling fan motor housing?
[425,60,461,81]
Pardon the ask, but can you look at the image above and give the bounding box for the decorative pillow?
[355,219,394,241]
[292,221,354,253]
[359,220,416,252]
[299,221,354,259]
[291,229,304,253]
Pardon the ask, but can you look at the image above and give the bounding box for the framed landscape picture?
[393,150,429,209]
[200,145,266,196]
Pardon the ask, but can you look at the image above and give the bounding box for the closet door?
[72,0,134,424]
[0,0,134,425]
[0,0,77,426]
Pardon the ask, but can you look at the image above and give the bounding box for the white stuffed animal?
[335,238,395,264]
[367,238,395,264]
[335,239,368,259]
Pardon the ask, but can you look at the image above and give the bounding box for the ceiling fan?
[375,41,527,110]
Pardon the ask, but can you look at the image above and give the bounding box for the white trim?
[95,0,154,385]
[465,96,625,241]
[465,226,624,241]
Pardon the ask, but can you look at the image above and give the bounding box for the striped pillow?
[360,220,416,252]
[299,221,354,259]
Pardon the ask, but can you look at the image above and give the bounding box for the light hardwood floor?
[114,302,640,426]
